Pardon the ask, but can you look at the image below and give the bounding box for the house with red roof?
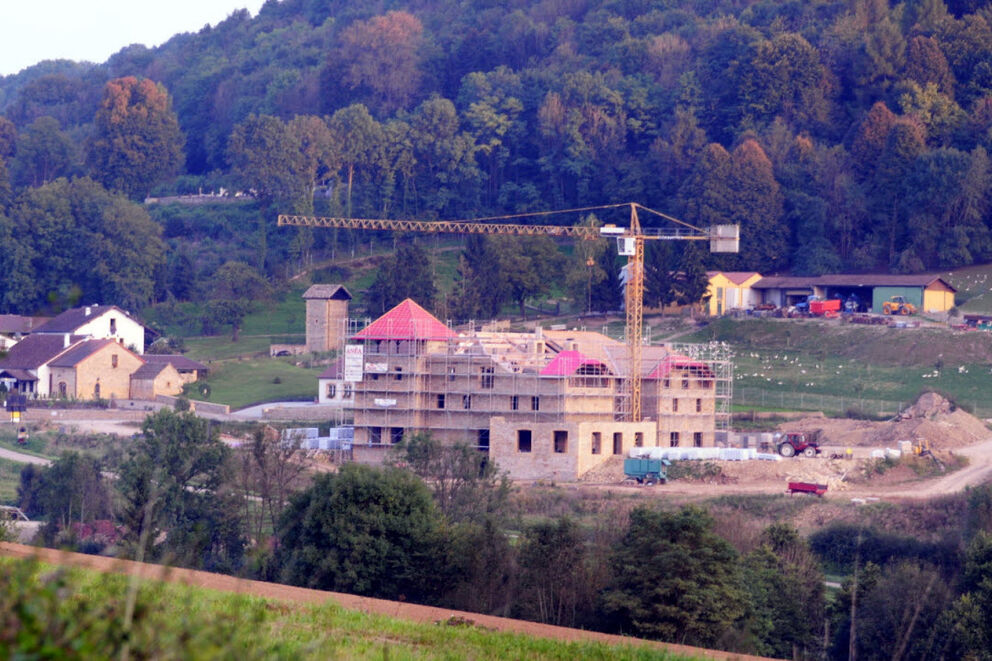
[345,298,725,480]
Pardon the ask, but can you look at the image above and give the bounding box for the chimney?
[84,306,91,317]
[64,333,70,348]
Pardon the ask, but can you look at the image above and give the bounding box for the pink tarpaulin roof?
[540,350,607,376]
[648,355,714,379]
[353,299,456,341]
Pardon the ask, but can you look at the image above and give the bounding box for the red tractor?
[777,431,820,458]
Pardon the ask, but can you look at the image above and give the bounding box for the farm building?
[706,272,762,315]
[746,274,956,314]
[32,305,147,353]
[345,299,731,481]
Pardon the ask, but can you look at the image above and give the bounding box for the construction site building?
[344,299,732,481]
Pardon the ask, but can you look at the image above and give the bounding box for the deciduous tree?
[10,116,76,188]
[275,464,445,601]
[86,77,185,200]
[337,11,425,114]
[600,506,746,646]
[117,408,243,572]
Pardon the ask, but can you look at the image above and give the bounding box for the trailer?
[809,299,841,316]
[787,481,828,496]
[624,457,669,485]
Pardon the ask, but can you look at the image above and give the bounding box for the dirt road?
[0,446,50,466]
[0,542,776,661]
[865,438,992,498]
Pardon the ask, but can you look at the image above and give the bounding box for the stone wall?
[489,417,657,481]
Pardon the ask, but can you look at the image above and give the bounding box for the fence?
[734,388,992,419]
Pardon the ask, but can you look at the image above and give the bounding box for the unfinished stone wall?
[489,417,657,481]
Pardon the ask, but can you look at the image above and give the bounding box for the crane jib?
[276,214,715,241]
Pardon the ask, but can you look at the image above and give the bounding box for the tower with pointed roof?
[304,284,353,353]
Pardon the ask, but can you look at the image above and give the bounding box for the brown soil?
[585,394,992,501]
[0,542,775,661]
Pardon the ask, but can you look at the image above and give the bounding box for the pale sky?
[0,1,268,77]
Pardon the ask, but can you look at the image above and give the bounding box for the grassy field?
[185,357,323,409]
[0,457,22,505]
[944,262,992,313]
[1,558,696,660]
[684,317,992,415]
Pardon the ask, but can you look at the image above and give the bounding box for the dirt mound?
[718,458,853,492]
[781,393,991,451]
[579,456,626,482]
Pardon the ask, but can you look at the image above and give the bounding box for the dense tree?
[327,104,382,218]
[515,518,596,628]
[336,11,425,115]
[206,260,271,341]
[275,464,445,601]
[588,246,623,312]
[387,432,510,524]
[10,116,76,188]
[86,77,185,200]
[643,241,680,311]
[740,524,825,658]
[727,139,788,271]
[738,33,831,131]
[4,0,992,288]
[904,36,955,96]
[117,408,244,572]
[450,234,509,320]
[600,506,746,646]
[365,242,437,315]
[408,95,481,216]
[8,177,165,310]
[20,453,113,545]
[227,114,306,205]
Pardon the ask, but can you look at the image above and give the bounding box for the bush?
[809,524,960,574]
[0,559,269,659]
[667,461,724,482]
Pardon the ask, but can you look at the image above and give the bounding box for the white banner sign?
[343,345,364,382]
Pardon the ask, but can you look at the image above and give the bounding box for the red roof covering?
[353,299,456,341]
[648,355,715,379]
[540,350,607,376]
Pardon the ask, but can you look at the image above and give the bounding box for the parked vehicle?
[623,457,669,485]
[776,431,821,458]
[809,298,841,316]
[882,296,917,315]
[787,481,828,496]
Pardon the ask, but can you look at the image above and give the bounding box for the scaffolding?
[336,315,733,451]
[669,341,734,432]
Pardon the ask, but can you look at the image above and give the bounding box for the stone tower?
[303,284,352,353]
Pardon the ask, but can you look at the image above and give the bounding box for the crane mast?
[278,203,738,421]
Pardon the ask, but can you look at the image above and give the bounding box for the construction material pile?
[782,392,990,450]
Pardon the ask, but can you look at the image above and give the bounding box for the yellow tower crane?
[278,202,739,421]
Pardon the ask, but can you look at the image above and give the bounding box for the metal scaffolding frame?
[337,316,733,449]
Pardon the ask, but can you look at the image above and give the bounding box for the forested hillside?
[2,0,992,315]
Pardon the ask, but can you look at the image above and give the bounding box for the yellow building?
[706,272,762,316]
